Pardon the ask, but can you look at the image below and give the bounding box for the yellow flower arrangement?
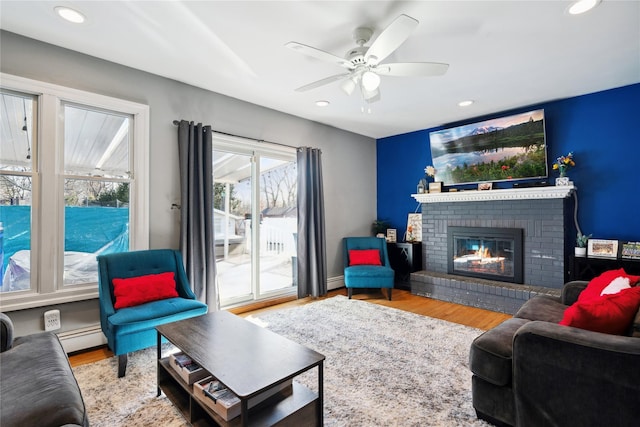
[552,152,575,177]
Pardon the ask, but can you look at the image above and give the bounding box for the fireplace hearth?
[448,226,523,284]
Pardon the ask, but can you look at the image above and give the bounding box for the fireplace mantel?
[412,184,575,203]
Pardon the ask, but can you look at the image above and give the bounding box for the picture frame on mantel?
[428,182,442,193]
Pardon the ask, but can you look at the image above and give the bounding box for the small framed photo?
[621,241,640,260]
[428,182,442,193]
[587,239,619,259]
[478,182,493,191]
[386,228,397,243]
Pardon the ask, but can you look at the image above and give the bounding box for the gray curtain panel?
[296,147,327,298]
[177,121,218,310]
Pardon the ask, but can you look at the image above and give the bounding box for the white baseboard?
[327,275,344,290]
[57,323,107,354]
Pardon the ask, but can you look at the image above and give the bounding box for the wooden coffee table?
[156,311,325,426]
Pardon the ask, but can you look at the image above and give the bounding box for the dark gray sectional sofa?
[0,312,88,427]
[469,280,640,427]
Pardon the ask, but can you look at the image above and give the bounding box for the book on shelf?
[193,376,294,421]
[202,379,226,401]
[209,388,241,408]
[172,352,193,368]
[169,352,210,384]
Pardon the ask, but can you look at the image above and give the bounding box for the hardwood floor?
[68,289,510,367]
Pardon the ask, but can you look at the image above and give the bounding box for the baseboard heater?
[327,275,344,290]
[57,323,107,354]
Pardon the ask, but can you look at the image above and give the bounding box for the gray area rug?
[73,295,490,426]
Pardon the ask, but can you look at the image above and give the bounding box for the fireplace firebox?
[447,227,523,283]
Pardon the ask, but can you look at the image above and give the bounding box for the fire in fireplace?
[447,227,523,283]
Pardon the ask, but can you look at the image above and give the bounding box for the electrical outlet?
[44,309,61,331]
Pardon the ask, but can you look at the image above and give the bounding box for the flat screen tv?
[428,109,548,186]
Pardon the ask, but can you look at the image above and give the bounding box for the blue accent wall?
[377,83,640,243]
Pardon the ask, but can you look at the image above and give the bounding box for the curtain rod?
[173,120,297,150]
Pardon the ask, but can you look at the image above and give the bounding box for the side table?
[571,255,640,281]
[387,242,422,290]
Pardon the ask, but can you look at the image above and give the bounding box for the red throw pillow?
[559,286,640,334]
[349,249,382,266]
[578,269,640,302]
[112,272,179,309]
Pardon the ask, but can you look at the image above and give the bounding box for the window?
[62,103,132,286]
[0,74,149,311]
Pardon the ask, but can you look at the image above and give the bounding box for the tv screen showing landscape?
[429,109,548,186]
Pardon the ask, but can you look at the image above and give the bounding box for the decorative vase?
[575,247,586,257]
[555,164,570,185]
[417,178,427,194]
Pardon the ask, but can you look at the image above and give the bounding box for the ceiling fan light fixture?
[55,6,86,23]
[341,77,357,96]
[361,71,381,91]
[567,0,601,15]
[361,87,381,103]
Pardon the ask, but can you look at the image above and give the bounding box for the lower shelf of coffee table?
[158,358,319,426]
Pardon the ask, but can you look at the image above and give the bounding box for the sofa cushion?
[112,272,179,309]
[560,286,640,334]
[108,297,207,327]
[348,249,382,266]
[0,332,88,427]
[470,317,530,386]
[515,295,566,323]
[578,269,640,302]
[343,265,395,288]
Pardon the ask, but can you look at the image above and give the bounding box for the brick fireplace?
[410,186,576,314]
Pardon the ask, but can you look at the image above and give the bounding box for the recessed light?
[55,6,86,24]
[315,100,330,107]
[458,100,474,107]
[567,0,601,15]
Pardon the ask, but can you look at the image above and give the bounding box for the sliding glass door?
[212,137,296,308]
[257,156,297,295]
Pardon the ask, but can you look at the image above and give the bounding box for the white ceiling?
[1,1,639,139]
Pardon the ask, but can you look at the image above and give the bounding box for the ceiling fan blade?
[294,73,351,92]
[365,14,418,66]
[285,42,354,69]
[376,62,449,77]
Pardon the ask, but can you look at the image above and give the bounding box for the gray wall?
[1,31,376,337]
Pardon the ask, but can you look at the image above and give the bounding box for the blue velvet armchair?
[343,237,395,300]
[97,249,208,377]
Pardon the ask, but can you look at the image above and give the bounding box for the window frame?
[0,73,149,311]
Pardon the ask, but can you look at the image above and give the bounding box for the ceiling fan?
[286,14,449,104]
